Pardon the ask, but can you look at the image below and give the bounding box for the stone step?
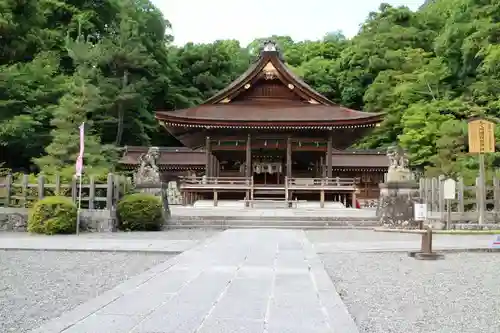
[166,224,376,230]
[172,215,377,222]
[166,219,379,229]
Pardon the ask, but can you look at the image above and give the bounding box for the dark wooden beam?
[205,136,212,177]
[327,134,333,178]
[286,136,292,178]
[246,133,251,177]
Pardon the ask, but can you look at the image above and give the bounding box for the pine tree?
[34,30,116,179]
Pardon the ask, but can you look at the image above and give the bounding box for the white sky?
[151,0,423,46]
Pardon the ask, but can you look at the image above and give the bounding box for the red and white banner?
[75,123,84,177]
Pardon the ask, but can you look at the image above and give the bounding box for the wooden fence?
[0,174,131,209]
[420,176,500,223]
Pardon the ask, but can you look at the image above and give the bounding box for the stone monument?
[378,145,420,229]
[133,146,171,222]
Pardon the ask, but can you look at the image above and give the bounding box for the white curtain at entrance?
[240,162,283,174]
[253,162,282,174]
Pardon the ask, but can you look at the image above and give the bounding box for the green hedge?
[28,196,77,234]
[117,193,163,231]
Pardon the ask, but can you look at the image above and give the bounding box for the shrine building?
[120,41,388,207]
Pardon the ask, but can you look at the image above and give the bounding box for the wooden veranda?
[179,176,358,208]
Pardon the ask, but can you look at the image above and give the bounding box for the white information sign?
[490,235,500,249]
[414,203,427,221]
[443,178,456,200]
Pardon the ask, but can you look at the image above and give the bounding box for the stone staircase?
[167,204,379,229]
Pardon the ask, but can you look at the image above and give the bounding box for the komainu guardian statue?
[378,145,420,229]
[134,147,161,195]
[386,145,411,182]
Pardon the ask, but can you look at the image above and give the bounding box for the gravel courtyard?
[320,251,500,333]
[0,250,173,333]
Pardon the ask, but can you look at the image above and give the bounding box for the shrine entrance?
[252,161,284,185]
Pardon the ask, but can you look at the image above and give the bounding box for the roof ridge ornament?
[259,40,285,61]
[262,40,277,52]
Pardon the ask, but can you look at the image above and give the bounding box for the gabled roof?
[156,40,382,129]
[202,41,335,106]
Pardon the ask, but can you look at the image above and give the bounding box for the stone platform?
[30,229,359,333]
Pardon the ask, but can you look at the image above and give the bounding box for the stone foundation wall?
[378,182,420,228]
[0,208,115,232]
[166,181,182,205]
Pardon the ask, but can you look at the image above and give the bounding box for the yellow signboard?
[468,119,496,153]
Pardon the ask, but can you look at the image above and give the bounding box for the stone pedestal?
[378,181,420,229]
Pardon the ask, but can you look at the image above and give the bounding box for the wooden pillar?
[320,190,325,208]
[352,191,357,208]
[286,136,292,178]
[320,156,324,177]
[213,190,218,207]
[326,134,333,178]
[212,155,218,178]
[205,136,212,177]
[246,133,251,178]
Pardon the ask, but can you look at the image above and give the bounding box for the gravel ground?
[321,252,500,333]
[0,250,173,333]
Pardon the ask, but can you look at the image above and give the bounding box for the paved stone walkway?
[30,229,358,333]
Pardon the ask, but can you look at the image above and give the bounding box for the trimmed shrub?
[28,196,77,234]
[117,193,163,231]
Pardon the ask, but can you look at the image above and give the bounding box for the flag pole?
[76,173,83,235]
[75,122,85,235]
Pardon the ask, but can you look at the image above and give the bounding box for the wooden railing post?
[22,174,29,207]
[71,175,77,203]
[37,175,45,201]
[106,173,114,210]
[285,176,288,204]
[438,175,445,221]
[494,177,500,214]
[457,177,464,213]
[89,175,95,210]
[251,176,254,200]
[4,174,12,207]
[54,174,61,195]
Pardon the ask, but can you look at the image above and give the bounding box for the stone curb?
[373,228,500,234]
[0,247,183,255]
[317,248,500,254]
[298,231,360,333]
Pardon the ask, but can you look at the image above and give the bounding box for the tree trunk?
[114,70,128,146]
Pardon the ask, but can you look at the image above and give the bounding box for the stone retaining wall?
[0,208,115,232]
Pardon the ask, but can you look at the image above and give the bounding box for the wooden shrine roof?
[119,146,206,170]
[119,146,389,169]
[156,41,382,129]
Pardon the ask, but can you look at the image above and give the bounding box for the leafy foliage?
[2,0,500,179]
[117,193,163,231]
[27,196,77,234]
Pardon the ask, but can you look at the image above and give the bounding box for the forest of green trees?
[1,0,500,181]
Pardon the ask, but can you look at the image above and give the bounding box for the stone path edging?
[298,231,360,333]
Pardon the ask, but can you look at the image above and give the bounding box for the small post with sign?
[414,202,427,229]
[443,178,456,230]
[468,118,496,224]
